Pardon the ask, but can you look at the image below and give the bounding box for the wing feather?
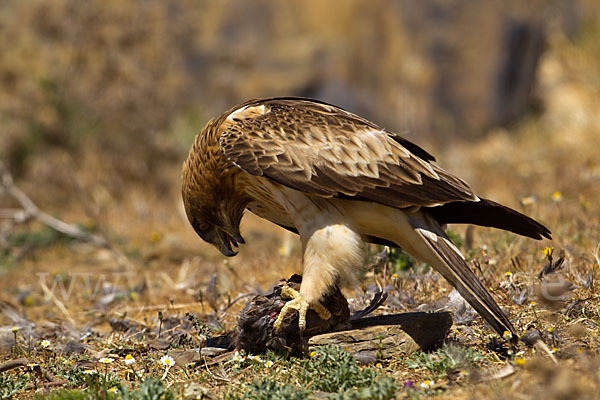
[219,98,476,208]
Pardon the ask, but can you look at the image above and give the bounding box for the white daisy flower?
[108,387,119,394]
[83,369,97,375]
[232,351,246,363]
[124,354,136,365]
[99,357,114,364]
[40,340,51,348]
[159,355,175,367]
[263,360,274,368]
[248,355,262,363]
[420,380,435,389]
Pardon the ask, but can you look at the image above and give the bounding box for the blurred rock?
[63,340,87,355]
[521,329,542,346]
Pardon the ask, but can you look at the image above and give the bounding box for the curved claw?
[273,285,332,332]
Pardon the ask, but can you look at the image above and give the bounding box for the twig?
[199,352,235,368]
[471,363,515,383]
[534,338,558,364]
[0,357,68,388]
[0,357,31,372]
[26,381,68,390]
[38,278,76,326]
[0,162,135,270]
[0,162,107,247]
[220,293,256,313]
[202,355,232,382]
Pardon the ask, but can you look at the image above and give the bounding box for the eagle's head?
[185,205,246,257]
[182,125,249,257]
[182,180,248,257]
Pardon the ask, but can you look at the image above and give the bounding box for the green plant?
[331,377,398,400]
[34,389,116,400]
[59,366,89,387]
[9,225,72,248]
[0,372,30,399]
[225,378,309,400]
[228,346,398,399]
[405,343,485,378]
[186,312,215,337]
[387,247,419,273]
[300,345,378,392]
[386,229,462,274]
[118,378,176,400]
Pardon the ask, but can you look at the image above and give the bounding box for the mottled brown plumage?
[182,97,551,341]
[182,113,251,256]
[219,99,475,208]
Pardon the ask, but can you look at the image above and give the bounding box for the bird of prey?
[182,97,551,341]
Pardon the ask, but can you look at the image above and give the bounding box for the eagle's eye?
[197,223,210,231]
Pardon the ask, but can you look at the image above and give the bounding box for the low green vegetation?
[227,346,398,400]
[405,343,486,379]
[33,378,175,400]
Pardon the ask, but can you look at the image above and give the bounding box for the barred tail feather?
[410,216,518,341]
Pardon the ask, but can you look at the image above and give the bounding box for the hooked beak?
[215,227,245,257]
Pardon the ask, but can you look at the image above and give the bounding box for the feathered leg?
[274,222,366,332]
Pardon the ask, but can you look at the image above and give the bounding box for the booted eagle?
[182,97,551,340]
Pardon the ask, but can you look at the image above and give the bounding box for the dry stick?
[473,363,516,383]
[198,352,234,369]
[220,293,256,313]
[26,381,67,390]
[16,186,107,247]
[38,278,76,326]
[0,164,107,247]
[534,338,558,365]
[0,358,31,373]
[0,162,134,270]
[0,357,68,387]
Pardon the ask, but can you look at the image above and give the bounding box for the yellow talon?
[273,285,331,332]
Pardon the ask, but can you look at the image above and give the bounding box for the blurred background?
[1,0,597,186]
[2,2,600,397]
[1,0,599,300]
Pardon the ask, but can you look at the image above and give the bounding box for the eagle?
[182,97,551,341]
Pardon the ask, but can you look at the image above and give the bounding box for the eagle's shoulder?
[214,97,474,207]
[217,97,436,163]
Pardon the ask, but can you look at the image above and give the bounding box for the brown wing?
[219,97,476,208]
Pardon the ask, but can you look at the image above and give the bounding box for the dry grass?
[1,2,600,399]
